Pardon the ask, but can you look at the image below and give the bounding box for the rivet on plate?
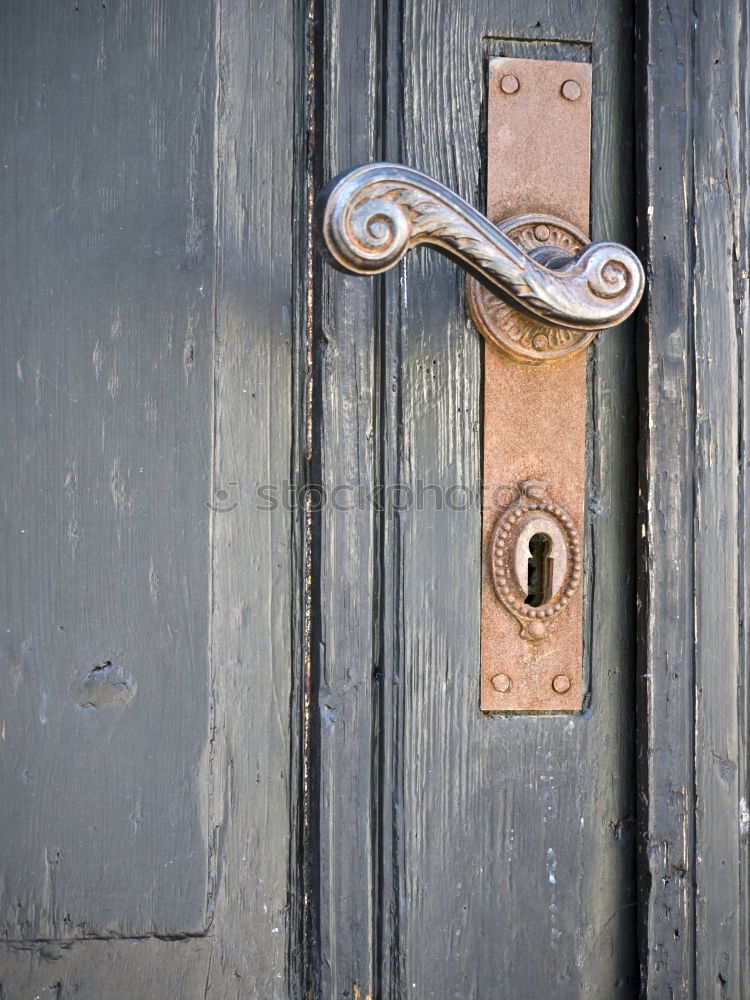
[491,672,513,693]
[561,79,582,102]
[500,74,520,95]
[552,674,572,694]
[533,224,551,242]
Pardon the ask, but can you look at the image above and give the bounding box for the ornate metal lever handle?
[314,162,644,334]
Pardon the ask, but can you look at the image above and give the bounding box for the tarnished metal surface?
[490,479,582,641]
[466,214,596,364]
[479,56,592,712]
[314,162,643,331]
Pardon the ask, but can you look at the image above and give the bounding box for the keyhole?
[525,533,553,607]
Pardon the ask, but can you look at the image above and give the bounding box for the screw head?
[552,674,572,694]
[500,74,520,95]
[533,224,551,242]
[561,79,582,102]
[491,672,513,693]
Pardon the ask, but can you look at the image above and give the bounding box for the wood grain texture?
[314,1,638,997]
[0,0,304,995]
[634,0,695,990]
[5,0,748,995]
[692,4,744,995]
[0,939,212,1000]
[637,0,750,995]
[312,2,383,997]
[0,0,215,939]
[740,8,750,996]
[202,0,302,995]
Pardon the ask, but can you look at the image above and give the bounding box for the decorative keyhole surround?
[491,479,581,641]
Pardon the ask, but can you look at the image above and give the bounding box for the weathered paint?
[0,0,301,995]
[636,0,750,996]
[0,1,747,997]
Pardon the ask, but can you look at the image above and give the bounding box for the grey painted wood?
[315,2,639,997]
[635,6,696,990]
[0,940,212,1000]
[0,0,215,940]
[637,1,750,996]
[692,4,744,994]
[741,12,750,996]
[312,2,384,998]
[0,0,303,995]
[202,0,302,994]
[4,0,749,996]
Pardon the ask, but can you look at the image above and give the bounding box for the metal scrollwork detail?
[491,480,581,641]
[466,215,597,364]
[314,162,645,335]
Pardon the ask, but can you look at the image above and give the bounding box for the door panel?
[314,2,638,998]
[391,8,637,997]
[637,1,750,995]
[0,0,215,939]
[0,0,300,995]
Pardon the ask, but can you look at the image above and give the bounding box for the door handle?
[314,161,644,350]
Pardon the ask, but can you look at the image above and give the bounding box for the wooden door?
[0,2,747,998]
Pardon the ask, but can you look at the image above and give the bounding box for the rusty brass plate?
[477,56,592,712]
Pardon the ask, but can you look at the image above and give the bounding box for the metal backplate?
[478,56,592,712]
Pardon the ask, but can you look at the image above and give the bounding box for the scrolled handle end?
[579,242,645,317]
[314,167,413,275]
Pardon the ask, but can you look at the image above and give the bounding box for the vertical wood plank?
[0,0,215,939]
[638,0,750,995]
[205,0,302,994]
[692,2,744,996]
[740,11,750,997]
[313,1,382,995]
[377,11,406,995]
[635,0,696,990]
